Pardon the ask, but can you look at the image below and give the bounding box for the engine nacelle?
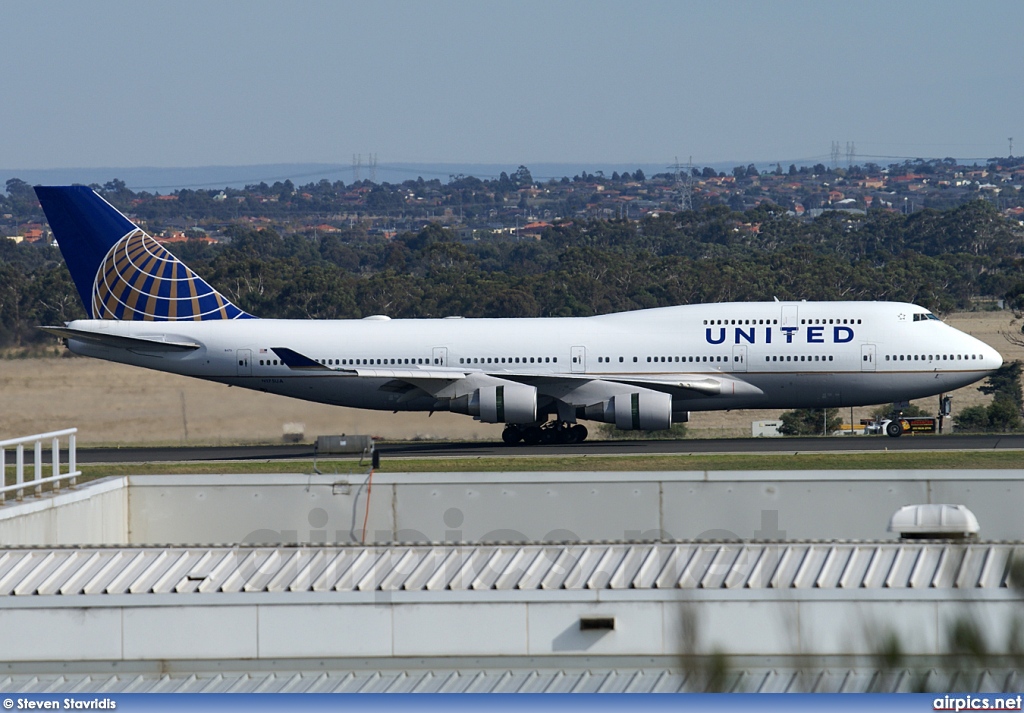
[449,384,537,424]
[478,383,537,423]
[584,391,673,430]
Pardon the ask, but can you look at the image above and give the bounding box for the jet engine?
[448,383,537,424]
[583,391,673,430]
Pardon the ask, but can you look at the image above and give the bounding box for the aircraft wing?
[601,373,763,396]
[39,326,201,352]
[501,371,762,397]
[271,347,760,399]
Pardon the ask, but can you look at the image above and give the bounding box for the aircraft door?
[782,305,799,327]
[732,345,747,372]
[571,346,586,373]
[432,347,448,366]
[236,349,252,376]
[861,344,876,372]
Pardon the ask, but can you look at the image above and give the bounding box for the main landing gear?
[502,421,589,445]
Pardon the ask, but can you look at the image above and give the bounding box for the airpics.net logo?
[934,695,1023,711]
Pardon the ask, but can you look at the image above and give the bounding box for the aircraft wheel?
[885,421,903,438]
[502,426,522,445]
[522,426,543,445]
[571,424,588,443]
[554,426,575,444]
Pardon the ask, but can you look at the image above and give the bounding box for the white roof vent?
[888,504,980,540]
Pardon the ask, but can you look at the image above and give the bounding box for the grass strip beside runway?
[48,448,1024,478]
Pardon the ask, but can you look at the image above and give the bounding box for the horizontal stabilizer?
[39,326,200,352]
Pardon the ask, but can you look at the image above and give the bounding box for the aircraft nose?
[979,341,1003,371]
[991,347,1004,370]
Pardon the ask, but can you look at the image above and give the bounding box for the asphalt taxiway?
[75,433,1024,464]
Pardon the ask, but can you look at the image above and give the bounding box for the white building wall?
[3,471,1019,547]
[0,478,127,546]
[0,594,1019,662]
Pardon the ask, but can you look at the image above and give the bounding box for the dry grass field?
[1,311,1020,445]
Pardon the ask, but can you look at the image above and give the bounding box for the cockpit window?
[912,313,941,322]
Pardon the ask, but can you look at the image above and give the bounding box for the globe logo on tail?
[91,230,249,320]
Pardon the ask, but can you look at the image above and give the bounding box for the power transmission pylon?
[671,156,693,212]
[369,153,378,184]
[352,154,362,182]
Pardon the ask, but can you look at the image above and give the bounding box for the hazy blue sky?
[3,0,1021,170]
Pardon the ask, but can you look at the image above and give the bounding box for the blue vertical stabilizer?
[35,186,252,320]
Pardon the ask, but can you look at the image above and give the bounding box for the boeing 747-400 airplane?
[35,186,1002,443]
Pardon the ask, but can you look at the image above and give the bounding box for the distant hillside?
[0,162,711,192]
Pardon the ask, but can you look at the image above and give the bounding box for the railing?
[0,428,80,504]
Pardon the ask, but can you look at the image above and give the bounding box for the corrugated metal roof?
[0,541,1020,596]
[0,665,1019,693]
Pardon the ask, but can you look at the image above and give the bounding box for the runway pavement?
[76,433,1024,464]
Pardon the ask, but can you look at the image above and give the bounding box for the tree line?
[3,200,1024,349]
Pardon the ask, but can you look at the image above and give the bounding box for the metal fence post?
[16,444,24,501]
[34,440,42,497]
[52,437,60,492]
[69,433,77,487]
[0,446,5,505]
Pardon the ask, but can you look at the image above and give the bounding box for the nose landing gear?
[502,421,589,445]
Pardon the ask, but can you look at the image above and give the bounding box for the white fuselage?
[62,301,1002,420]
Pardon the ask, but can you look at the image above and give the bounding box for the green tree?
[512,165,533,186]
[955,361,1024,432]
[979,360,1023,412]
[954,405,990,433]
[778,407,842,436]
[870,402,928,420]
